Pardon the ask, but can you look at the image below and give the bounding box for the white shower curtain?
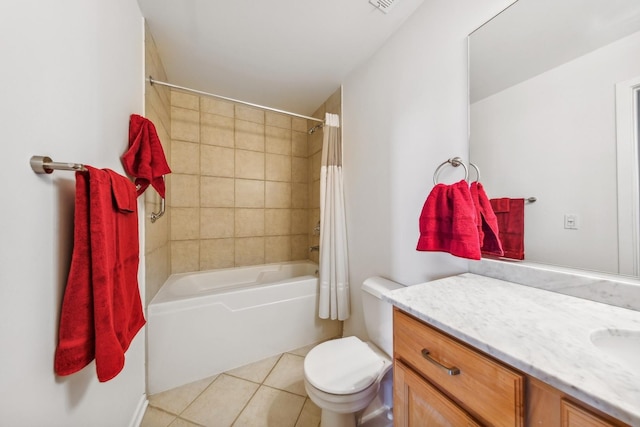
[318,113,350,320]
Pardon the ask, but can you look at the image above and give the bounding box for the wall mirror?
[469,0,640,277]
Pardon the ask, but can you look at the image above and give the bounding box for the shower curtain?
[318,113,350,320]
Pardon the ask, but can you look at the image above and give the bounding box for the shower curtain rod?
[148,76,325,124]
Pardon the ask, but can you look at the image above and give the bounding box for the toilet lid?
[304,336,384,395]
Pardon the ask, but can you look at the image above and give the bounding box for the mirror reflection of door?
[615,76,640,276]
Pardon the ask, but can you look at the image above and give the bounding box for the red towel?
[122,114,171,198]
[416,180,481,260]
[54,166,146,382]
[489,198,525,260]
[470,182,503,257]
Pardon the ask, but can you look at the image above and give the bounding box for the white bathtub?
[147,261,341,394]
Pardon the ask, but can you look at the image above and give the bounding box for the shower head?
[308,123,324,135]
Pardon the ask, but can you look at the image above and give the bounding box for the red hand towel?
[416,180,481,260]
[122,114,171,198]
[54,166,145,382]
[490,198,525,260]
[470,182,504,257]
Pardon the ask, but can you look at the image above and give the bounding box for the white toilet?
[303,277,404,427]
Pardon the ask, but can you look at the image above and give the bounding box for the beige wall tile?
[265,153,291,182]
[200,239,235,270]
[236,179,265,208]
[265,112,291,129]
[265,209,291,236]
[291,209,308,235]
[201,98,234,118]
[291,183,307,209]
[201,113,234,147]
[171,207,200,240]
[201,177,234,207]
[291,157,308,183]
[310,182,320,209]
[291,131,308,158]
[325,87,342,115]
[266,126,291,156]
[171,106,200,143]
[171,240,199,273]
[235,208,265,237]
[235,237,265,266]
[145,193,169,253]
[266,181,291,208]
[309,209,320,235]
[146,97,170,146]
[291,235,309,261]
[265,236,291,264]
[171,90,199,110]
[292,117,308,133]
[170,174,200,207]
[236,150,265,180]
[235,119,264,152]
[312,104,325,120]
[201,208,234,239]
[311,151,322,180]
[201,145,234,177]
[171,140,199,174]
[236,105,265,124]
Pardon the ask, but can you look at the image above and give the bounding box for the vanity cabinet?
[393,308,524,426]
[393,308,629,427]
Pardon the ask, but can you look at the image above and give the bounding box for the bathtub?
[147,261,341,394]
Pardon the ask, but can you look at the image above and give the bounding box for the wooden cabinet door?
[394,360,481,427]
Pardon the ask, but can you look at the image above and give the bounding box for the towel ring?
[433,157,468,185]
[469,162,481,183]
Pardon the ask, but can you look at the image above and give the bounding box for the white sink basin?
[590,329,640,374]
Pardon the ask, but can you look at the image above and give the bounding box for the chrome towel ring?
[469,162,481,183]
[433,157,468,185]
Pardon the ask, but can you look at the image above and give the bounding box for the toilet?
[303,277,404,427]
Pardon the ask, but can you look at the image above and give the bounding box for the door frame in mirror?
[615,76,640,276]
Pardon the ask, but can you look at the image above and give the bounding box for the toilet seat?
[304,336,385,395]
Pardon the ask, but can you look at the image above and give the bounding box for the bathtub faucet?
[309,245,319,252]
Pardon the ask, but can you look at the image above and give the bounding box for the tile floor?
[140,344,321,427]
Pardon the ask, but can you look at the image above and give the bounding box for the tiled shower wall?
[168,91,314,273]
[144,25,171,304]
[144,23,342,290]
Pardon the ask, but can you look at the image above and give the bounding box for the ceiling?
[137,0,426,116]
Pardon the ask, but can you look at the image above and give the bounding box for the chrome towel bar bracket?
[30,155,87,174]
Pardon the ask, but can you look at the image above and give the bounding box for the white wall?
[0,1,146,426]
[471,30,640,274]
[342,0,515,338]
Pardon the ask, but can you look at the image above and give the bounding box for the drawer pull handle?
[421,348,461,376]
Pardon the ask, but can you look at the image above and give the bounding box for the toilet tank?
[361,276,405,357]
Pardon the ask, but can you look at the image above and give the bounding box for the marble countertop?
[384,273,640,425]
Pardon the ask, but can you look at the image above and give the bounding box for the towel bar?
[30,155,87,174]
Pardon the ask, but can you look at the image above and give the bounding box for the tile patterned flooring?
[141,344,321,427]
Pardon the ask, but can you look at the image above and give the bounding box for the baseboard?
[128,394,149,427]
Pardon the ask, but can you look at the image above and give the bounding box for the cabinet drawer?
[394,309,524,427]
